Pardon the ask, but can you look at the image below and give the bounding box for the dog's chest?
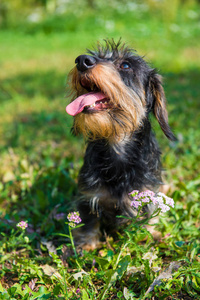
[79,139,143,194]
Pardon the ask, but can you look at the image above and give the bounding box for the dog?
[66,39,176,250]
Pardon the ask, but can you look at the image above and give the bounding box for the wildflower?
[67,211,82,228]
[129,190,139,197]
[76,288,80,294]
[154,193,174,212]
[157,202,170,212]
[130,190,174,213]
[157,192,174,208]
[163,233,171,239]
[131,200,142,209]
[139,191,155,198]
[92,259,96,267]
[16,221,28,230]
[54,213,65,220]
[138,190,157,203]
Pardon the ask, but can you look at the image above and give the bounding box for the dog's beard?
[68,63,146,142]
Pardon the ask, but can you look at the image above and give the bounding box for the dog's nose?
[75,55,96,72]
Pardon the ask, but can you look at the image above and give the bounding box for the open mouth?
[66,79,110,116]
[84,97,110,111]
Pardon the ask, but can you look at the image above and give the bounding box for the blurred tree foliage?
[0,0,199,30]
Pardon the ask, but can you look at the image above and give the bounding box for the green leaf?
[95,257,110,269]
[7,287,17,296]
[0,281,4,293]
[192,275,200,292]
[53,284,62,295]
[117,255,131,279]
[117,291,123,297]
[175,241,185,247]
[82,289,90,300]
[30,286,51,299]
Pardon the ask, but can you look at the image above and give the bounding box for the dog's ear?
[146,71,176,141]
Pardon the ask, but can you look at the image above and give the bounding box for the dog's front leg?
[73,197,102,250]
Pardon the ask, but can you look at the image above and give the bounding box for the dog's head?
[66,39,175,142]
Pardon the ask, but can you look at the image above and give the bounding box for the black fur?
[79,121,162,202]
[68,40,175,247]
[77,119,162,232]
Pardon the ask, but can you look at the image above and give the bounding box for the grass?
[0,2,200,299]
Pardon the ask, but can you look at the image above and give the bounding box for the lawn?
[0,1,200,299]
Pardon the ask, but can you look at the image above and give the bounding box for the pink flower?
[157,192,174,208]
[130,190,174,213]
[139,191,155,198]
[17,221,28,230]
[131,200,142,209]
[54,213,65,220]
[154,193,174,212]
[129,190,139,196]
[67,212,82,227]
[158,202,170,212]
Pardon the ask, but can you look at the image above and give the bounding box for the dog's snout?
[75,55,96,72]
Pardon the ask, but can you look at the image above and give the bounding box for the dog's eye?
[120,62,131,70]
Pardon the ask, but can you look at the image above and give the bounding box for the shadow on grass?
[0,160,79,248]
[0,69,82,152]
[150,69,200,144]
[0,70,68,101]
[0,69,83,244]
[1,110,73,150]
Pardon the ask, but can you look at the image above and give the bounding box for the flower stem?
[69,227,77,259]
[69,226,81,270]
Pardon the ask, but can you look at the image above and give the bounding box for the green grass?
[0,2,200,299]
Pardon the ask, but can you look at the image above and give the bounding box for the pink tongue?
[66,92,107,116]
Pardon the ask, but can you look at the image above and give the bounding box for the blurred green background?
[0,0,200,225]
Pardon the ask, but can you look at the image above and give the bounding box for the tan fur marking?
[153,85,168,122]
[73,221,101,250]
[68,63,146,142]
